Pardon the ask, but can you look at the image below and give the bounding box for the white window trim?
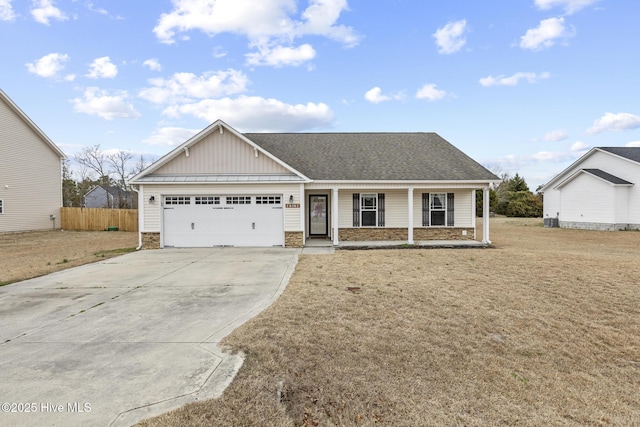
[429,193,447,227]
[360,193,378,227]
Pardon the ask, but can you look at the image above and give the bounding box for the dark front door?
[309,195,328,236]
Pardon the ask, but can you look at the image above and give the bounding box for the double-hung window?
[422,193,454,226]
[430,193,446,226]
[361,194,378,226]
[352,193,385,227]
[0,199,3,214]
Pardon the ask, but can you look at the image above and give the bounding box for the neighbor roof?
[599,147,640,163]
[582,169,633,185]
[245,132,499,181]
[540,146,640,192]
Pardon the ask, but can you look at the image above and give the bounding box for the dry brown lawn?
[137,218,640,427]
[0,230,138,285]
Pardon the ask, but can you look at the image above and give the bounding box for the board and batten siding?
[544,150,640,226]
[0,98,63,232]
[140,183,303,233]
[154,131,291,175]
[337,189,474,228]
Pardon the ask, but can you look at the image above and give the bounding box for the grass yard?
[138,218,640,426]
[0,230,138,285]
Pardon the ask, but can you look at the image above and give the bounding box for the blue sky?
[2,0,640,190]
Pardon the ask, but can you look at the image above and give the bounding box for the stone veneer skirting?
[339,227,474,241]
[141,232,160,249]
[560,221,640,231]
[284,231,304,248]
[413,227,474,240]
[339,228,408,241]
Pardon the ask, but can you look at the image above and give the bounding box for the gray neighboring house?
[541,147,640,230]
[0,89,66,233]
[84,185,133,208]
[129,120,499,249]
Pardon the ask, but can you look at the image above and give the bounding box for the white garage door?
[163,195,284,247]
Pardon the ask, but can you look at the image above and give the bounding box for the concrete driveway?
[0,248,299,427]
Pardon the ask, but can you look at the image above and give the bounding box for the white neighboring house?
[129,120,499,249]
[541,147,640,230]
[0,89,66,233]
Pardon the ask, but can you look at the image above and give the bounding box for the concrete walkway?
[0,248,299,427]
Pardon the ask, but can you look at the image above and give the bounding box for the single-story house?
[0,89,66,233]
[129,120,499,248]
[541,147,640,230]
[84,185,134,209]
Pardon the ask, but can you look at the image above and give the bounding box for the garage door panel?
[163,195,283,247]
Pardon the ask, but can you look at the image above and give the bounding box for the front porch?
[302,186,493,247]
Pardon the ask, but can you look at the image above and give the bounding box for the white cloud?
[86,56,118,79]
[587,112,640,135]
[71,87,141,120]
[163,95,334,132]
[534,0,600,15]
[143,59,163,72]
[0,0,16,21]
[212,46,228,58]
[86,1,108,15]
[139,69,249,104]
[153,0,359,48]
[535,129,568,142]
[570,140,590,151]
[365,87,388,104]
[246,43,316,67]
[143,126,200,146]
[25,52,69,78]
[415,84,446,101]
[520,17,574,50]
[480,71,551,87]
[626,141,640,147]
[364,87,404,104]
[31,0,68,25]
[433,19,468,54]
[487,148,583,173]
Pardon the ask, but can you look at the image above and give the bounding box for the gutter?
[130,184,143,250]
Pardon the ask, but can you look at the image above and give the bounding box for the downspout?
[130,185,143,250]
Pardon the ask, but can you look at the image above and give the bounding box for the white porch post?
[299,183,306,246]
[332,188,339,245]
[408,188,414,244]
[482,187,491,244]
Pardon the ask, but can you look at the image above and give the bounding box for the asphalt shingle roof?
[583,169,633,185]
[599,147,640,163]
[244,132,498,181]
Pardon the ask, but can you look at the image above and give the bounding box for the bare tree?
[107,150,135,208]
[107,150,133,187]
[132,154,149,175]
[74,144,110,186]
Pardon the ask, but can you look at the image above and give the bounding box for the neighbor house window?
[0,199,3,214]
[352,193,385,227]
[165,196,190,205]
[422,193,454,226]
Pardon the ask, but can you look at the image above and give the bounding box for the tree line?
[62,145,152,209]
[477,171,543,218]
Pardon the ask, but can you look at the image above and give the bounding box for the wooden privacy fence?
[61,208,138,232]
